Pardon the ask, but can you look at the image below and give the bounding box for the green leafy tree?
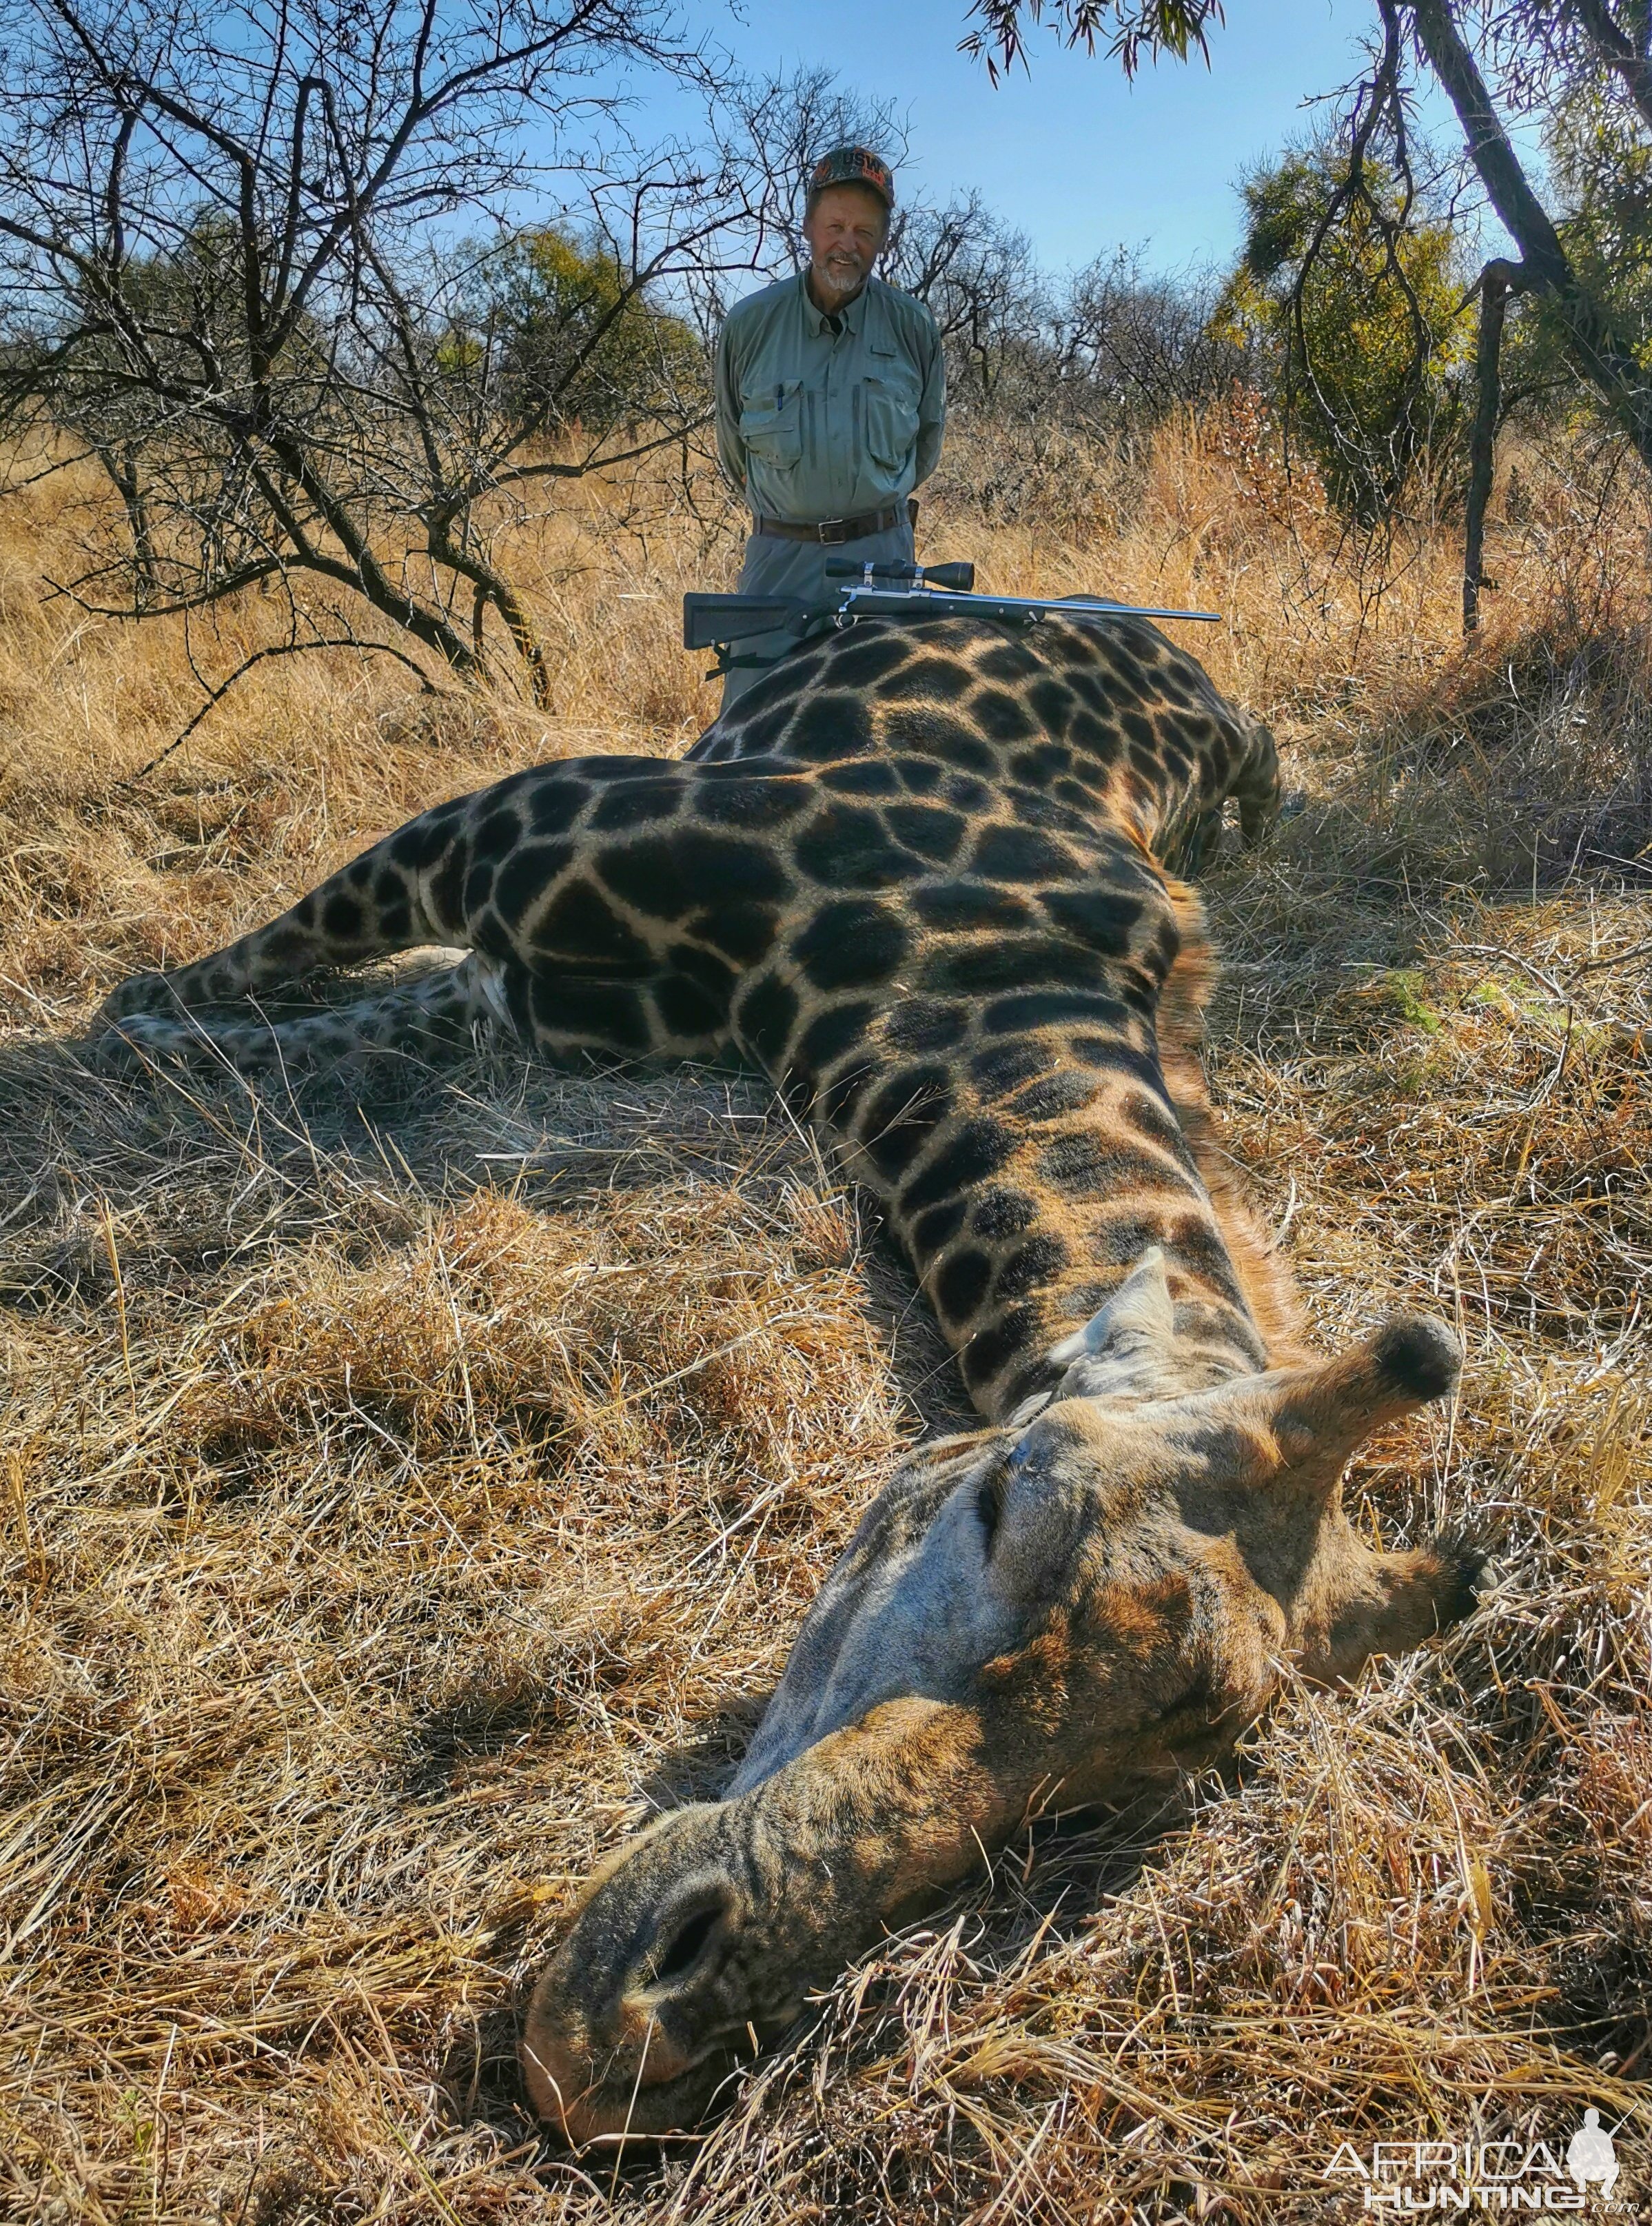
[1216,145,1471,518]
[469,225,706,437]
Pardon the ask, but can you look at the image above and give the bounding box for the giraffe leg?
[98,952,511,1073]
[97,807,464,1026]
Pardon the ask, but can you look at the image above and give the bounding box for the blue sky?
[691,0,1486,277]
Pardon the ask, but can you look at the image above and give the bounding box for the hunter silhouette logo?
[1567,2113,1618,2200]
[1325,2115,1626,2210]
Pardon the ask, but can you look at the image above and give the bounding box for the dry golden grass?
[2,423,1650,2223]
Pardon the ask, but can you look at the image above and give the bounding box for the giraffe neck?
[758,830,1265,1420]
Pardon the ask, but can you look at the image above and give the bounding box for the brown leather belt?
[755,505,907,545]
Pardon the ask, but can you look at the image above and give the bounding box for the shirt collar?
[799,268,868,337]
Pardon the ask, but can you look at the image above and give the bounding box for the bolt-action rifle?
[683,561,1220,677]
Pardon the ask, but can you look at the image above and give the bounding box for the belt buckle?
[817,518,848,545]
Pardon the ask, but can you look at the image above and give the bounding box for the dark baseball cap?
[806,145,896,212]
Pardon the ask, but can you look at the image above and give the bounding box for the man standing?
[714,145,946,705]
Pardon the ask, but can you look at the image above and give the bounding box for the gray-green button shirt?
[715,272,945,525]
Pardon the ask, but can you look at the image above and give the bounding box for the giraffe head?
[520,1260,1485,2141]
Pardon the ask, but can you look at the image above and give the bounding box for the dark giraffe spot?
[1123,711,1158,753]
[1120,1089,1186,1151]
[529,781,589,837]
[1057,776,1103,810]
[877,656,975,702]
[724,704,791,755]
[347,855,373,887]
[962,1304,1039,1393]
[700,903,779,963]
[693,775,813,830]
[910,882,1034,934]
[921,936,1101,997]
[1077,1217,1168,1277]
[471,809,520,861]
[531,978,650,1051]
[884,1000,969,1054]
[824,632,912,688]
[883,803,968,862]
[429,851,466,933]
[493,842,573,927]
[824,1055,879,1128]
[983,989,1130,1033]
[977,642,1039,683]
[796,1000,876,1075]
[1005,786,1092,839]
[1010,742,1072,782]
[893,756,946,795]
[1041,886,1145,954]
[321,891,364,942]
[570,756,656,782]
[292,894,316,927]
[994,1234,1070,1299]
[598,831,789,918]
[1040,1133,1198,1197]
[530,879,653,971]
[885,711,995,771]
[909,1199,968,1251]
[667,942,738,1000]
[942,773,993,811]
[793,805,915,889]
[821,759,901,797]
[1027,678,1074,733]
[591,781,680,832]
[1003,1069,1102,1120]
[1167,1213,1250,1308]
[859,1064,955,1171]
[793,900,908,990]
[974,689,1037,742]
[1070,712,1121,760]
[378,904,412,942]
[935,1248,992,1325]
[390,811,457,871]
[970,1188,1040,1239]
[971,1042,1054,1098]
[972,825,1081,883]
[786,691,877,759]
[655,977,726,1042]
[733,973,799,1067]
[900,1117,1019,1211]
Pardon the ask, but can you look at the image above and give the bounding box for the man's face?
[802,183,887,305]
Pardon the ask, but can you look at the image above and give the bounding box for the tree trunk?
[1463,259,1524,633]
[1410,0,1652,473]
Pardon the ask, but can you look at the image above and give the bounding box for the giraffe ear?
[1042,1248,1179,1403]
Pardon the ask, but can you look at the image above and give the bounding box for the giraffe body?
[95,614,1485,2141]
[102,613,1281,1419]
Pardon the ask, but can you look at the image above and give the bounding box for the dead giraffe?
[93,612,1485,2138]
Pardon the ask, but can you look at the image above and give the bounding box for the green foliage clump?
[465,226,706,438]
[1216,145,1471,520]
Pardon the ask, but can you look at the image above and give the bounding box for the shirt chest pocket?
[861,352,921,470]
[739,380,802,468]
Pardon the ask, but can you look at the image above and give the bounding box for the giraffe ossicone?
[89,611,1487,2141]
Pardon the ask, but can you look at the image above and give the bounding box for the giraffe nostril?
[644,1887,734,1991]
